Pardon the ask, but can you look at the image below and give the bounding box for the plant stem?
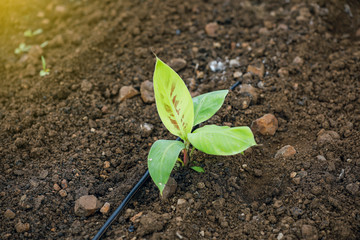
[183,149,188,166]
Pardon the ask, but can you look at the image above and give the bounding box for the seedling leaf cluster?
[148,58,257,195]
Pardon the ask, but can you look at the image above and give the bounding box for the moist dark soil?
[1,0,360,239]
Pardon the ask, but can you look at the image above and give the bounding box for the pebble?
[209,60,225,72]
[14,137,27,148]
[15,221,30,233]
[53,183,61,191]
[140,80,154,103]
[290,172,297,178]
[301,224,318,240]
[103,161,110,168]
[346,183,359,195]
[74,195,102,217]
[239,84,258,103]
[81,80,93,92]
[100,202,111,214]
[118,86,139,103]
[205,22,219,37]
[275,145,296,158]
[316,155,326,161]
[229,59,240,68]
[169,58,187,72]
[293,56,304,66]
[197,182,205,189]
[233,71,243,78]
[251,114,278,136]
[59,189,67,197]
[4,209,16,219]
[292,177,301,185]
[140,123,154,137]
[61,179,68,189]
[277,68,289,78]
[177,198,187,206]
[247,62,265,78]
[161,177,177,200]
[277,232,284,240]
[39,170,49,179]
[317,130,340,144]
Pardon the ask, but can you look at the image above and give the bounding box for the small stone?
[177,198,187,206]
[89,119,97,128]
[290,172,297,178]
[61,179,68,189]
[251,114,278,136]
[205,22,219,37]
[233,71,243,78]
[140,81,154,103]
[140,123,154,137]
[301,224,318,240]
[346,183,359,195]
[103,161,110,169]
[74,195,102,217]
[161,177,177,200]
[229,59,240,68]
[39,170,49,179]
[100,202,111,214]
[81,80,93,92]
[118,86,139,103]
[293,56,304,66]
[311,186,322,195]
[130,212,143,223]
[209,60,225,72]
[316,155,326,161]
[53,183,61,191]
[275,145,296,158]
[317,130,340,144]
[273,200,283,208]
[169,58,187,72]
[277,68,289,78]
[239,84,258,103]
[197,182,205,189]
[277,232,284,240]
[247,62,265,78]
[15,221,30,233]
[14,138,27,148]
[292,177,301,185]
[59,189,67,197]
[4,209,16,219]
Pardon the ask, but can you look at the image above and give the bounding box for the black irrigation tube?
[92,80,242,240]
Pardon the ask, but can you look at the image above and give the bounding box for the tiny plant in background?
[148,58,257,195]
[14,43,31,54]
[39,56,50,77]
[24,28,43,37]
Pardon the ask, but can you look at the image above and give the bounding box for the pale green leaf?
[188,125,256,155]
[192,90,228,125]
[190,166,205,173]
[148,140,185,195]
[153,58,194,140]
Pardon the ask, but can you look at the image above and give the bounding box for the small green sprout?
[24,28,43,37]
[14,43,31,54]
[148,58,257,195]
[40,41,49,48]
[39,56,50,77]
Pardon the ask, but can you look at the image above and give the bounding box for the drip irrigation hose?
[92,80,241,240]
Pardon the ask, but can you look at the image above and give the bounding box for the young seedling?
[148,58,257,195]
[24,28,43,37]
[39,56,50,77]
[14,43,31,54]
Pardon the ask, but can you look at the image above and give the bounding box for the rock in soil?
[117,86,140,103]
[4,209,16,219]
[251,114,278,136]
[301,224,318,240]
[140,80,155,103]
[169,58,187,72]
[100,202,111,214]
[275,145,296,158]
[74,195,102,217]
[138,211,165,236]
[15,221,30,233]
[205,22,219,37]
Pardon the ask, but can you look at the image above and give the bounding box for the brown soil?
[1,0,359,239]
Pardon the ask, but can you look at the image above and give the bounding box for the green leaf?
[148,140,185,195]
[192,90,228,125]
[190,166,205,173]
[188,125,256,155]
[153,58,194,140]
